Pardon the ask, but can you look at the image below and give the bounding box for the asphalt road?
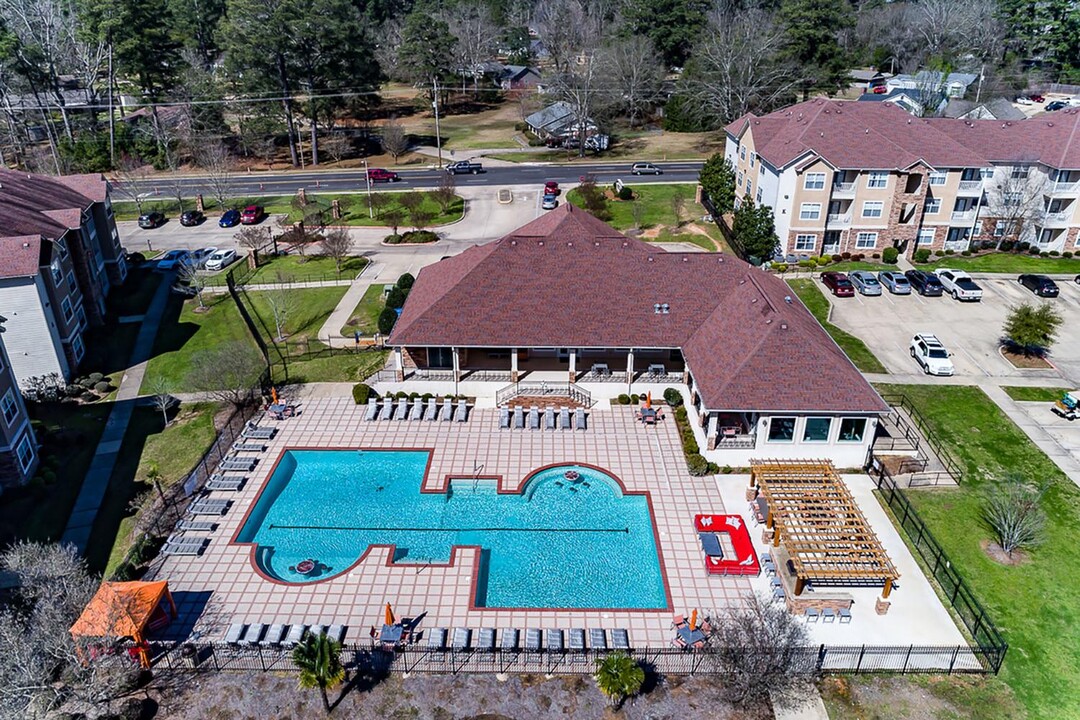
[126,160,705,198]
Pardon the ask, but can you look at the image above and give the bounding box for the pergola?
[750,459,900,598]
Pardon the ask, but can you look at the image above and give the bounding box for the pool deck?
[150,397,967,651]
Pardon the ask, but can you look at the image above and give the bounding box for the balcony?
[1042,210,1072,226]
[826,213,851,227]
[957,180,983,194]
[950,209,976,222]
[831,181,856,196]
[1050,180,1079,194]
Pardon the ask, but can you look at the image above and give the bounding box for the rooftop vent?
[661,303,670,314]
[766,318,772,324]
[781,323,788,330]
[510,240,516,246]
[567,242,573,247]
[622,241,629,247]
[654,303,661,314]
[682,256,688,262]
[718,256,724,263]
[594,241,600,247]
[751,297,758,303]
[784,295,793,304]
[538,240,544,246]
[647,256,654,262]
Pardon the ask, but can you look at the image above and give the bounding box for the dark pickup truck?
[445,160,485,175]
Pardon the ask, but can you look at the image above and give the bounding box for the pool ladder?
[473,462,485,492]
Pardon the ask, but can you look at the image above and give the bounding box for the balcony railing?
[1051,180,1079,194]
[1043,210,1072,225]
[826,213,851,226]
[950,209,976,222]
[831,181,855,194]
[957,180,983,192]
[714,432,757,450]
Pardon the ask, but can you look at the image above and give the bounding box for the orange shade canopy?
[70,581,175,642]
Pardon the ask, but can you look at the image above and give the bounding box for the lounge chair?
[575,409,587,430]
[327,624,346,643]
[456,399,468,422]
[224,623,246,645]
[499,406,510,429]
[310,624,328,638]
[589,629,607,650]
[396,397,408,420]
[822,609,836,623]
[839,608,852,623]
[243,422,277,440]
[513,406,525,429]
[500,628,519,651]
[284,624,308,647]
[544,407,556,430]
[426,397,438,420]
[261,624,287,646]
[242,623,266,645]
[207,476,245,492]
[569,628,585,651]
[220,457,256,472]
[232,441,266,453]
[162,538,208,556]
[804,608,819,623]
[547,629,565,652]
[477,628,496,651]
[525,628,542,652]
[381,397,394,420]
[365,398,379,421]
[190,499,230,515]
[411,397,424,420]
[527,406,540,430]
[178,519,216,532]
[442,398,454,421]
[452,627,471,651]
[559,407,571,429]
[612,628,630,650]
[699,532,723,558]
[427,628,447,650]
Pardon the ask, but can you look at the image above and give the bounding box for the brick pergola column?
[394,347,404,382]
[452,346,461,382]
[625,349,634,392]
[568,349,577,382]
[510,348,519,383]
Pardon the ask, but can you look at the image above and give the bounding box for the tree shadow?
[330,649,394,712]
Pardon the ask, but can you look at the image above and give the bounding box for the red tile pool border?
[230,447,672,613]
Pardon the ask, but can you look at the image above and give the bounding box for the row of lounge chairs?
[242,421,277,441]
[162,534,209,557]
[224,622,346,647]
[365,396,469,422]
[499,406,586,431]
[427,627,629,652]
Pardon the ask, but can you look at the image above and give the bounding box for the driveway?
[822,275,1080,385]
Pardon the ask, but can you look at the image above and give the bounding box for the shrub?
[617,186,633,201]
[1049,250,1060,256]
[630,394,640,404]
[841,251,851,260]
[706,462,721,474]
[1017,241,1031,251]
[396,273,415,290]
[851,253,864,261]
[871,252,880,259]
[831,254,842,263]
[352,383,376,404]
[663,388,683,406]
[961,249,972,256]
[1064,251,1074,258]
[722,465,733,474]
[882,247,899,264]
[383,233,402,244]
[421,393,433,401]
[401,230,439,244]
[1036,249,1047,256]
[1000,240,1015,252]
[408,391,420,399]
[913,248,931,263]
[89,372,104,383]
[617,394,631,405]
[945,248,954,255]
[377,307,398,335]
[687,453,709,476]
[385,286,406,309]
[934,249,945,256]
[394,391,408,399]
[93,381,111,394]
[797,260,812,268]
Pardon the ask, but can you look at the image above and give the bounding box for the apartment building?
[0,325,38,489]
[0,170,125,385]
[725,98,1080,258]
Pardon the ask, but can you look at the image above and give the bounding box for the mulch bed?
[1000,348,1053,369]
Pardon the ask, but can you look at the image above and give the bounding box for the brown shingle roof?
[0,169,98,244]
[0,236,45,278]
[389,205,887,414]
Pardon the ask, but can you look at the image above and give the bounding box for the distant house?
[886,71,978,99]
[499,65,542,91]
[943,98,1027,122]
[524,101,596,139]
[857,88,939,117]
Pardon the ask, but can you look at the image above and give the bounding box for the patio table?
[676,627,708,646]
[647,364,666,376]
[591,363,610,375]
[379,624,404,646]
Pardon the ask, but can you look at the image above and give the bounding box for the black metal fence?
[877,392,964,484]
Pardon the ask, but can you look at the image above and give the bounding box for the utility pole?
[975,63,985,105]
[432,76,443,169]
[363,157,373,218]
[108,43,115,167]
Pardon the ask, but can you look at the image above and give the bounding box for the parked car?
[1075,274,1080,285]
[541,194,558,210]
[138,211,165,229]
[544,181,559,195]
[820,271,855,297]
[904,269,944,296]
[910,333,955,376]
[367,168,399,183]
[1030,93,1045,103]
[934,269,983,301]
[446,160,485,174]
[878,271,911,295]
[1018,274,1059,297]
[848,271,882,296]
[156,250,190,271]
[219,209,241,227]
[1046,100,1068,111]
[205,248,238,271]
[631,162,662,175]
[190,246,218,268]
[1016,96,1034,106]
[179,209,204,227]
[240,205,264,224]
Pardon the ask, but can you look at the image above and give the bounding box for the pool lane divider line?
[267,524,632,533]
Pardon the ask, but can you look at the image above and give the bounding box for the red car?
[1029,94,1045,103]
[240,205,264,225]
[821,271,855,297]
[367,168,400,183]
[544,181,559,195]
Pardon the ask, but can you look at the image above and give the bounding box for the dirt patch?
[1000,348,1054,369]
[981,539,1031,566]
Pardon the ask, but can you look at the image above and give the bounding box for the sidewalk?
[61,273,173,552]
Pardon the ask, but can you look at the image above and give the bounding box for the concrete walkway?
[61,272,173,552]
[773,689,830,720]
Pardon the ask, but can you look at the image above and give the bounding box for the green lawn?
[114,191,464,228]
[819,675,1023,720]
[107,266,163,317]
[204,254,369,287]
[811,261,900,274]
[340,285,386,336]
[0,403,112,546]
[876,383,1080,720]
[921,253,1080,274]
[91,402,219,576]
[786,279,888,373]
[567,184,699,231]
[282,348,389,384]
[650,230,717,251]
[1002,386,1071,402]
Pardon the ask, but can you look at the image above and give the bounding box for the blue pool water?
[236,450,668,609]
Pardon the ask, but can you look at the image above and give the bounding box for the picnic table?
[379,624,404,646]
[647,363,667,376]
[267,403,296,420]
[676,626,708,646]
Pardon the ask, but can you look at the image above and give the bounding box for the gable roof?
[0,236,46,279]
[389,204,887,415]
[0,170,104,246]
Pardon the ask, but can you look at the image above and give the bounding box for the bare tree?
[384,208,405,235]
[196,142,235,211]
[707,593,817,711]
[369,192,390,218]
[631,199,646,230]
[187,340,264,408]
[177,260,209,309]
[432,171,457,214]
[440,1,501,91]
[398,191,423,215]
[147,377,175,427]
[548,52,612,157]
[411,208,435,232]
[381,117,410,163]
[116,158,153,213]
[320,132,352,164]
[603,38,664,128]
[916,0,1002,63]
[235,226,270,262]
[984,476,1047,557]
[264,276,298,341]
[531,0,600,73]
[983,165,1048,249]
[670,187,687,227]
[321,228,353,273]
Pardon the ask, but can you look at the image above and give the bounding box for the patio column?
[452,347,461,380]
[394,347,404,382]
[568,349,577,382]
[706,412,717,451]
[510,348,519,383]
[625,349,634,392]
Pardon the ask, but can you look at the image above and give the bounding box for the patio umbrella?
[271,387,279,404]
[689,609,697,631]
[385,602,394,626]
[644,392,652,409]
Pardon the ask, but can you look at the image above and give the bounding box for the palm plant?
[594,652,645,709]
[292,632,346,714]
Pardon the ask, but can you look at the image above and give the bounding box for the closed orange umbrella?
[271,387,279,404]
[689,609,697,631]
[645,392,652,409]
[385,602,394,626]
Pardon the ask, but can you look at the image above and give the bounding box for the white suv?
[910,334,955,376]
[934,269,983,301]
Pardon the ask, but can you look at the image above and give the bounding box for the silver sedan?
[849,271,882,296]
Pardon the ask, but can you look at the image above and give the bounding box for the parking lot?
[823,275,1080,384]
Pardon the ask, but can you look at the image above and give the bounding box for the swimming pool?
[235,450,668,609]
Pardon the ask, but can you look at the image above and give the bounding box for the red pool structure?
[694,514,760,576]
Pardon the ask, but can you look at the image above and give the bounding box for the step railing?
[495,381,593,407]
